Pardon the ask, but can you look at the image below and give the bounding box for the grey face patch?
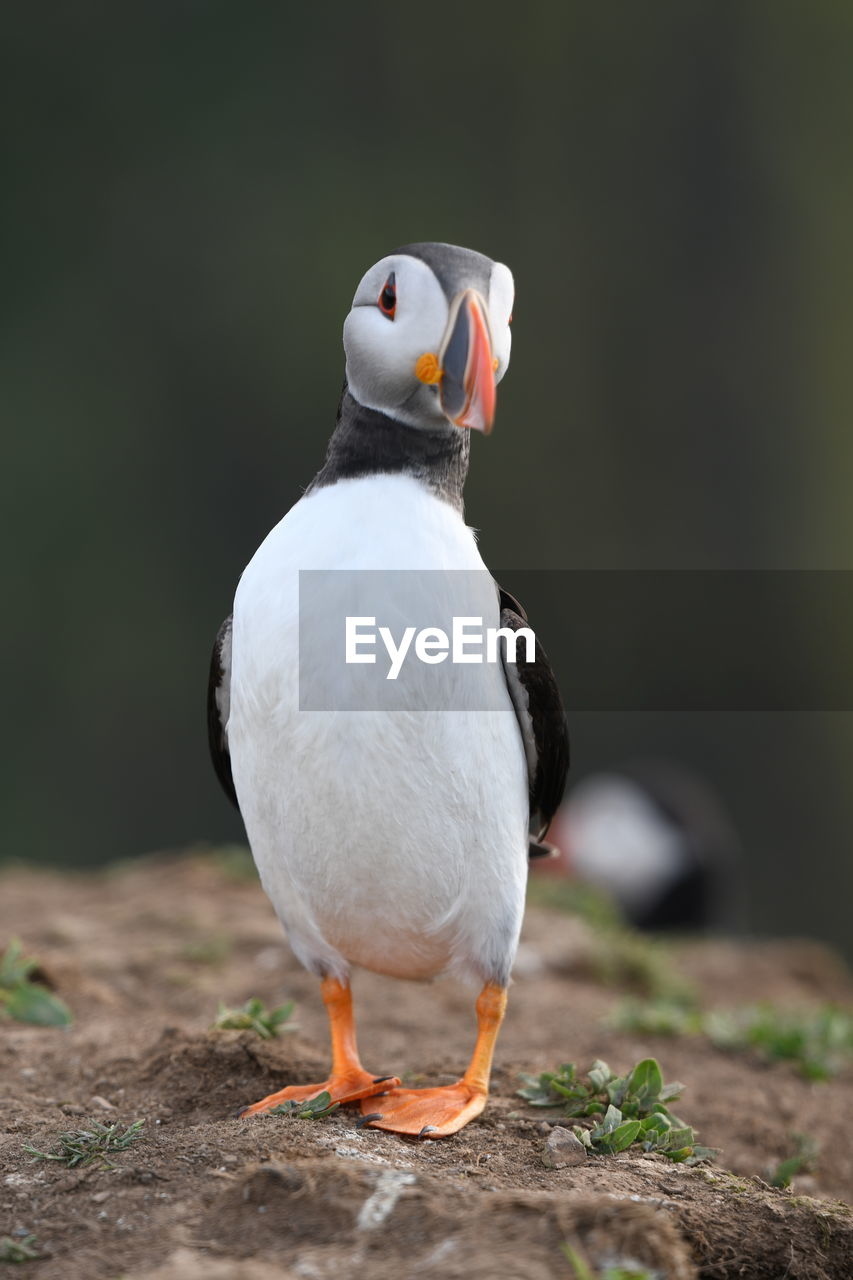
[310,245,502,511]
[393,242,494,301]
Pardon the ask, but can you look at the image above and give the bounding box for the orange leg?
[359,983,507,1137]
[240,977,399,1117]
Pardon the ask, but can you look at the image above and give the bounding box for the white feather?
[565,776,686,915]
[228,474,529,986]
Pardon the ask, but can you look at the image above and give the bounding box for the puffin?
[543,761,741,932]
[208,243,568,1136]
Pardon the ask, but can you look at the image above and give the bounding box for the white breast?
[228,474,529,986]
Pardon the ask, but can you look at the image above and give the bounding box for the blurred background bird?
[538,760,743,933]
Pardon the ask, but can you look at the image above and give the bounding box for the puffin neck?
[307,387,471,514]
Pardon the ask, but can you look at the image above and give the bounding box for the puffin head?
[343,242,514,435]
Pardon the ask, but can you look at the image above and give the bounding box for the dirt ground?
[1,852,851,1279]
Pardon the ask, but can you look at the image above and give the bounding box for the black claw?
[372,1075,394,1084]
[356,1113,382,1129]
[417,1125,438,1138]
[235,1106,250,1118]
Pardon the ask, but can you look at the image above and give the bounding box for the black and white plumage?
[547,762,740,932]
[209,588,569,865]
[207,615,236,807]
[496,588,570,854]
[207,243,568,1134]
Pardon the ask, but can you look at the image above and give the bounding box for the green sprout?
[767,1134,819,1189]
[706,1005,853,1080]
[611,996,702,1038]
[519,1057,716,1165]
[613,998,853,1080]
[269,1090,339,1120]
[212,996,296,1039]
[526,878,696,1003]
[587,930,697,1003]
[0,939,72,1028]
[0,1235,40,1263]
[23,1119,144,1170]
[526,879,624,931]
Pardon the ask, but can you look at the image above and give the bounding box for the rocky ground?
[1,852,851,1278]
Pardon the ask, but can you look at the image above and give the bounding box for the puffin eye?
[378,272,397,319]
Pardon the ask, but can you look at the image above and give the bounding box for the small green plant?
[706,1005,853,1081]
[562,1243,655,1279]
[526,878,625,931]
[519,1055,682,1116]
[613,998,853,1080]
[526,878,695,1003]
[0,1235,40,1263]
[23,1119,143,1170]
[0,939,72,1027]
[212,996,296,1039]
[611,996,702,1037]
[767,1133,819,1189]
[519,1057,715,1165]
[588,930,696,1003]
[269,1090,339,1120]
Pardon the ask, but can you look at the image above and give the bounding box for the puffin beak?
[439,290,497,434]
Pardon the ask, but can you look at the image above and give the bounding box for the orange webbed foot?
[239,1070,399,1118]
[358,1082,487,1137]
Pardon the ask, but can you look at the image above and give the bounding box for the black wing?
[207,615,238,808]
[497,586,569,858]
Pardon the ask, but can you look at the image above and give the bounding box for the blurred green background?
[3,3,852,957]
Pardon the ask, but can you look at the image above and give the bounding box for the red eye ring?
[378,272,396,319]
